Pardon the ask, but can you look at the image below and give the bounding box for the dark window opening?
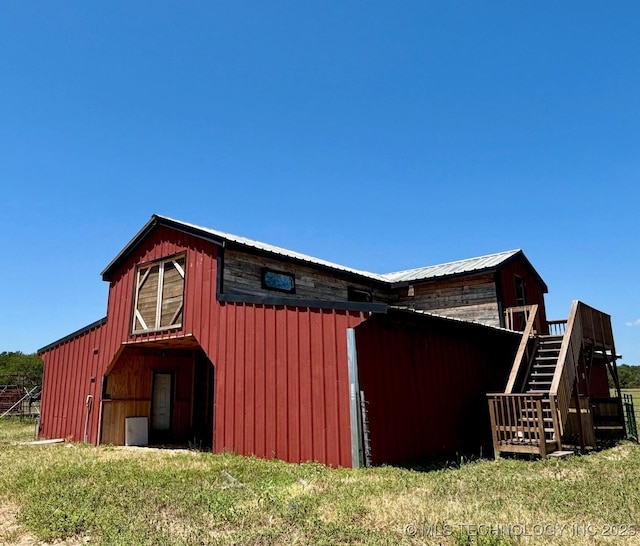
[348,287,372,303]
[515,276,528,306]
[262,268,296,293]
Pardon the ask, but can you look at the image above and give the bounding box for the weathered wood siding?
[100,400,151,445]
[391,273,501,327]
[222,248,387,303]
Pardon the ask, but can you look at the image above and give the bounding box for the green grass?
[0,416,37,443]
[0,420,639,545]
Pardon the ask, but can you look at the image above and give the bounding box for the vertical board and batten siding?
[210,304,366,467]
[354,313,519,465]
[39,321,108,443]
[40,226,219,443]
[41,224,367,466]
[497,259,548,329]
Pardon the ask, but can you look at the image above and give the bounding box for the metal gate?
[623,394,638,442]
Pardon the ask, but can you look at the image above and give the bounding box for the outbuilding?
[39,215,619,466]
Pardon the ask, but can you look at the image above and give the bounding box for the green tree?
[0,352,44,388]
[609,364,640,389]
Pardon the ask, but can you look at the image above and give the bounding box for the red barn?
[38,215,625,466]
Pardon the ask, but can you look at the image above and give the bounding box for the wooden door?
[152,373,172,432]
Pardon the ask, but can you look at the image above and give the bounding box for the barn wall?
[101,348,195,445]
[40,226,219,443]
[390,273,501,327]
[39,321,109,443]
[497,258,548,329]
[40,224,368,466]
[354,313,519,465]
[204,304,366,467]
[104,225,219,347]
[222,248,387,303]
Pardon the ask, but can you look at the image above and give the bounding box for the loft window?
[262,268,295,293]
[348,287,372,303]
[132,254,186,333]
[515,276,528,306]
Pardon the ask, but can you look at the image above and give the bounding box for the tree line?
[0,352,44,389]
[612,364,640,389]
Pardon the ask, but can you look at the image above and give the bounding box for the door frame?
[151,371,174,442]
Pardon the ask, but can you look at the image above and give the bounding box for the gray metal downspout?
[347,328,363,468]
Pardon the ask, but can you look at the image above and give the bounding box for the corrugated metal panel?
[382,249,521,283]
[40,223,368,467]
[206,304,366,467]
[39,321,108,443]
[354,312,519,465]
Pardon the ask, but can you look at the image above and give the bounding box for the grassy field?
[0,416,38,444]
[1,420,639,545]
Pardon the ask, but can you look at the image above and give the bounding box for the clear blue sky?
[1,2,638,363]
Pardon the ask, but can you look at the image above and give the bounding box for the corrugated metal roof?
[103,215,534,288]
[388,306,519,334]
[154,215,390,282]
[381,249,522,283]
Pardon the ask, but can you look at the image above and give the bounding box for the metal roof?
[388,306,520,334]
[381,249,522,283]
[101,215,388,282]
[157,215,389,282]
[102,215,545,292]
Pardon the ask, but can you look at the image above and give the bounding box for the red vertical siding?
[354,312,520,465]
[40,321,108,443]
[498,258,548,329]
[205,304,365,467]
[40,224,367,466]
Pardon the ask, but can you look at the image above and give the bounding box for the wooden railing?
[491,301,617,458]
[547,319,567,337]
[550,301,616,440]
[504,304,539,394]
[487,393,554,458]
[579,303,614,350]
[504,304,541,332]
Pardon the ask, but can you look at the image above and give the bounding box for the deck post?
[537,397,547,458]
[572,382,586,453]
[488,397,501,459]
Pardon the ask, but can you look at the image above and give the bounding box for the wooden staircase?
[526,335,562,393]
[488,301,622,458]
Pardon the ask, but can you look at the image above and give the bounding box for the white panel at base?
[125,417,149,446]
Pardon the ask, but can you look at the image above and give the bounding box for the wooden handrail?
[549,301,616,439]
[547,319,567,336]
[504,304,540,332]
[504,304,539,394]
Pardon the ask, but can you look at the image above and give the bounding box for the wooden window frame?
[347,286,372,303]
[261,268,296,294]
[131,253,186,334]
